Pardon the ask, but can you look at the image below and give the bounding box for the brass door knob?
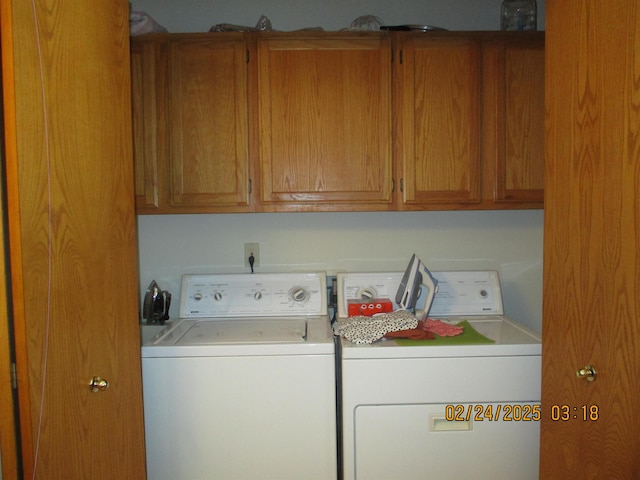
[576,365,597,382]
[89,376,110,392]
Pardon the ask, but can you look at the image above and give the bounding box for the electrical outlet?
[244,243,260,268]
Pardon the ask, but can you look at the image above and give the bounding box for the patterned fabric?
[334,310,419,344]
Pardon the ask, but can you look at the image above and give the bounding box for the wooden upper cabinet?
[483,34,545,205]
[166,34,250,210]
[131,37,160,211]
[131,31,544,214]
[396,35,482,207]
[255,33,394,211]
[396,32,544,210]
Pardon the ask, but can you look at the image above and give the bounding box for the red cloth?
[384,324,435,340]
[384,319,465,340]
[421,318,464,337]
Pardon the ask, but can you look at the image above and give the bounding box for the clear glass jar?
[501,0,537,31]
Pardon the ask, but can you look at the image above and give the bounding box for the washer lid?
[177,319,307,345]
[141,316,335,357]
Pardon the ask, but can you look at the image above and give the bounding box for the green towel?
[394,320,495,346]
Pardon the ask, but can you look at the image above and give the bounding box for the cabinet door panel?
[487,38,545,204]
[131,39,159,210]
[168,36,249,207]
[258,35,393,208]
[399,37,482,206]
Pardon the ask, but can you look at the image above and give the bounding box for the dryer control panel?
[338,271,503,318]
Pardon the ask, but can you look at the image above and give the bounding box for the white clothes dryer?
[142,272,337,480]
[336,271,541,480]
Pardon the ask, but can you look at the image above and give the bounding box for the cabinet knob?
[576,365,597,382]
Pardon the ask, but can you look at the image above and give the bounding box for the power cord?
[248,251,255,273]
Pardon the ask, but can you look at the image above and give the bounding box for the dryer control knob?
[357,287,377,301]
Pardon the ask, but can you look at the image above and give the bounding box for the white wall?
[131,0,545,33]
[138,210,544,332]
[132,0,546,334]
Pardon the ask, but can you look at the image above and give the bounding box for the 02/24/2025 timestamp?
[444,404,600,422]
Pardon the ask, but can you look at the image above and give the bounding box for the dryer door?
[354,403,539,480]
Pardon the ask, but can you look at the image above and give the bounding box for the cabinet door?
[131,37,160,211]
[483,34,544,205]
[167,35,250,209]
[257,34,393,211]
[397,36,482,207]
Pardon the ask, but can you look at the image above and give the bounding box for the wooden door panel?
[399,37,481,205]
[541,1,640,477]
[168,35,249,207]
[4,1,147,478]
[131,38,160,210]
[502,46,544,195]
[488,38,545,204]
[257,34,393,207]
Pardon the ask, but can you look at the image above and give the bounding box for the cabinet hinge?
[399,49,403,64]
[249,179,252,194]
[246,49,250,63]
[392,178,395,192]
[10,362,17,389]
[400,178,404,192]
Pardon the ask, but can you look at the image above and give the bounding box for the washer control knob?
[254,291,263,300]
[290,286,309,303]
[214,292,223,301]
[193,293,203,301]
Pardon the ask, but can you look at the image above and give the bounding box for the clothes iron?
[143,280,172,324]
[395,254,438,320]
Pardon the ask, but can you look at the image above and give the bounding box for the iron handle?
[576,365,597,382]
[89,376,110,393]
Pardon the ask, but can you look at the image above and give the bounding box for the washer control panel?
[337,271,503,318]
[179,272,327,318]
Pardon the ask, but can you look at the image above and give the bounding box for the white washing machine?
[142,272,337,480]
[336,271,541,480]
